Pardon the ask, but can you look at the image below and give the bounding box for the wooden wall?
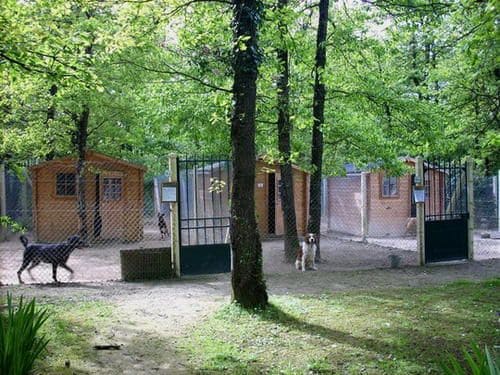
[31,154,144,242]
[254,160,309,237]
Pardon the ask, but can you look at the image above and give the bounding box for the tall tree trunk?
[46,84,57,160]
[73,106,90,244]
[307,0,329,260]
[276,0,299,263]
[230,0,268,309]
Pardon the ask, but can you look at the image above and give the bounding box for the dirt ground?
[2,238,500,374]
[1,231,498,285]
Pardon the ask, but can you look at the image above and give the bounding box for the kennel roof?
[30,151,147,171]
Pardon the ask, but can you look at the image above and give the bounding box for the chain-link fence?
[473,173,500,260]
[257,161,418,271]
[261,162,499,273]
[0,155,172,285]
[1,156,498,284]
[320,171,419,270]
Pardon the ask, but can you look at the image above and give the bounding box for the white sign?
[161,183,177,202]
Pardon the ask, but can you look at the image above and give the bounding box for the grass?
[12,279,499,374]
[35,300,115,375]
[180,279,500,374]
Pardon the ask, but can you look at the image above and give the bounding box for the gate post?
[416,157,425,266]
[466,157,474,260]
[169,154,181,277]
[360,172,368,242]
[0,163,6,241]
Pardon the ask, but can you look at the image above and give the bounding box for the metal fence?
[473,173,499,260]
[0,158,172,284]
[1,157,498,285]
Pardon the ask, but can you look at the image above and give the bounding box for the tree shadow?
[254,300,486,367]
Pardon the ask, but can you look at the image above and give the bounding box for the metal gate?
[177,157,232,275]
[424,159,469,263]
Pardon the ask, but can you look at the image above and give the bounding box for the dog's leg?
[60,263,74,279]
[17,257,31,284]
[301,252,306,272]
[27,260,41,279]
[52,263,59,283]
[311,245,318,271]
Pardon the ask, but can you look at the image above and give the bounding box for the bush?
[440,343,499,375]
[0,293,49,375]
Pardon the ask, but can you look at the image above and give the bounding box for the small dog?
[17,235,83,284]
[295,233,318,272]
[158,213,169,239]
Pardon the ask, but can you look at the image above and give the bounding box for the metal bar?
[434,159,438,216]
[210,159,215,245]
[463,160,467,214]
[226,159,231,243]
[185,159,191,245]
[202,155,208,245]
[218,157,224,243]
[172,154,181,277]
[193,157,199,246]
[179,223,230,231]
[180,216,231,221]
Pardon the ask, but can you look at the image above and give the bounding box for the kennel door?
[100,172,125,241]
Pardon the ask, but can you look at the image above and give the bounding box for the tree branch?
[116,59,233,93]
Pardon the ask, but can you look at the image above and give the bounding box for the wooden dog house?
[31,151,146,242]
[326,158,447,237]
[255,159,310,237]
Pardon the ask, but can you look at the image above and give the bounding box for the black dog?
[17,235,83,284]
[158,213,169,240]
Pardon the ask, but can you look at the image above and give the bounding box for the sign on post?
[161,182,178,203]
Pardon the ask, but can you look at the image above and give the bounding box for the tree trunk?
[46,84,57,160]
[276,0,299,263]
[230,0,268,309]
[73,106,90,244]
[307,0,329,259]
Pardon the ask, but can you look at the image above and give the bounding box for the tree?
[230,0,268,309]
[275,0,300,263]
[307,0,329,259]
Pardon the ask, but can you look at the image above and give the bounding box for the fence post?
[466,157,475,260]
[360,172,368,242]
[0,163,6,241]
[416,157,425,266]
[169,154,181,277]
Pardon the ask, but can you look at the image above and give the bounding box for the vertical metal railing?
[424,159,468,221]
[178,157,231,246]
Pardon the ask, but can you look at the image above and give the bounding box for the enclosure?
[325,158,447,238]
[0,156,498,285]
[30,151,146,242]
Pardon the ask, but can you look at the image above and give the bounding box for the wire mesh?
[473,173,500,260]
[321,171,419,269]
[0,158,172,284]
[1,157,498,284]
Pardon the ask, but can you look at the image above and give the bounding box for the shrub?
[440,343,499,375]
[0,293,49,375]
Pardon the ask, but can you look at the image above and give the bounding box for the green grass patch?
[181,279,500,374]
[36,300,114,375]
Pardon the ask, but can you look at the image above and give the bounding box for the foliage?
[0,216,26,233]
[0,293,49,375]
[440,343,499,375]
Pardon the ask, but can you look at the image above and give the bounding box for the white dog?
[295,233,318,272]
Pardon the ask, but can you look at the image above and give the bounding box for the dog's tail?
[19,235,29,249]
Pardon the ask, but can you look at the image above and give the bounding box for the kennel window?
[381,175,399,198]
[103,177,122,200]
[56,173,76,196]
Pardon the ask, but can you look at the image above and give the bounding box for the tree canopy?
[1,0,496,173]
